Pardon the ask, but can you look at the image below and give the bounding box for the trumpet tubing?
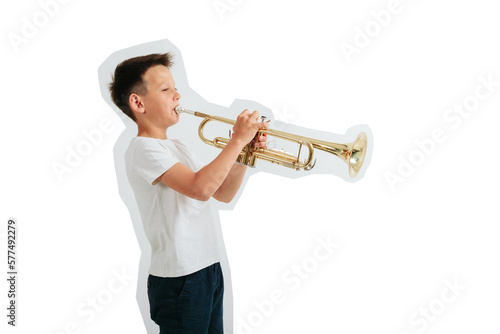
[175,106,368,177]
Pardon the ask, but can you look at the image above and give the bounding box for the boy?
[109,53,268,333]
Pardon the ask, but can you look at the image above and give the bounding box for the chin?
[170,115,180,126]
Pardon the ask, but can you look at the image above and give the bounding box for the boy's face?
[140,65,181,128]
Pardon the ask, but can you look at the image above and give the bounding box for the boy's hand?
[231,109,269,146]
[253,133,268,148]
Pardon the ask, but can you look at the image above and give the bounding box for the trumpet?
[175,106,368,177]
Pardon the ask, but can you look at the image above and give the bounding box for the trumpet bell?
[348,132,368,178]
[299,131,368,178]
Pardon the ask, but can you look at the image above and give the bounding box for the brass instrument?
[175,106,368,177]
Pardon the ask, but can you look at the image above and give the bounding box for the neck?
[137,124,168,140]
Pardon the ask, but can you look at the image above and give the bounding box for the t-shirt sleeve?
[191,150,206,171]
[132,140,179,186]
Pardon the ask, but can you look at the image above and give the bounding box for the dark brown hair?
[108,53,174,122]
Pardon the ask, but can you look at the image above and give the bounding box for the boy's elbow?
[212,189,233,203]
[192,176,216,202]
[197,183,221,202]
[218,196,232,204]
[194,189,213,202]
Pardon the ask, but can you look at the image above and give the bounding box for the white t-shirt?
[125,136,223,277]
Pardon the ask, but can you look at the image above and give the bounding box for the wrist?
[229,133,249,148]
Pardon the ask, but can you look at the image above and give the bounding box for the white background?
[1,0,499,333]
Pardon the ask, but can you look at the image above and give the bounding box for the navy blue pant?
[147,263,224,334]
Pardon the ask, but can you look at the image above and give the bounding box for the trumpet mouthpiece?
[175,106,185,114]
[175,105,196,115]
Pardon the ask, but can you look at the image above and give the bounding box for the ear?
[129,93,145,116]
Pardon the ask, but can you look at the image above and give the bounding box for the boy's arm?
[156,110,268,201]
[212,163,247,203]
[212,133,267,203]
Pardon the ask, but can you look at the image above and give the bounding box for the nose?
[174,90,181,101]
